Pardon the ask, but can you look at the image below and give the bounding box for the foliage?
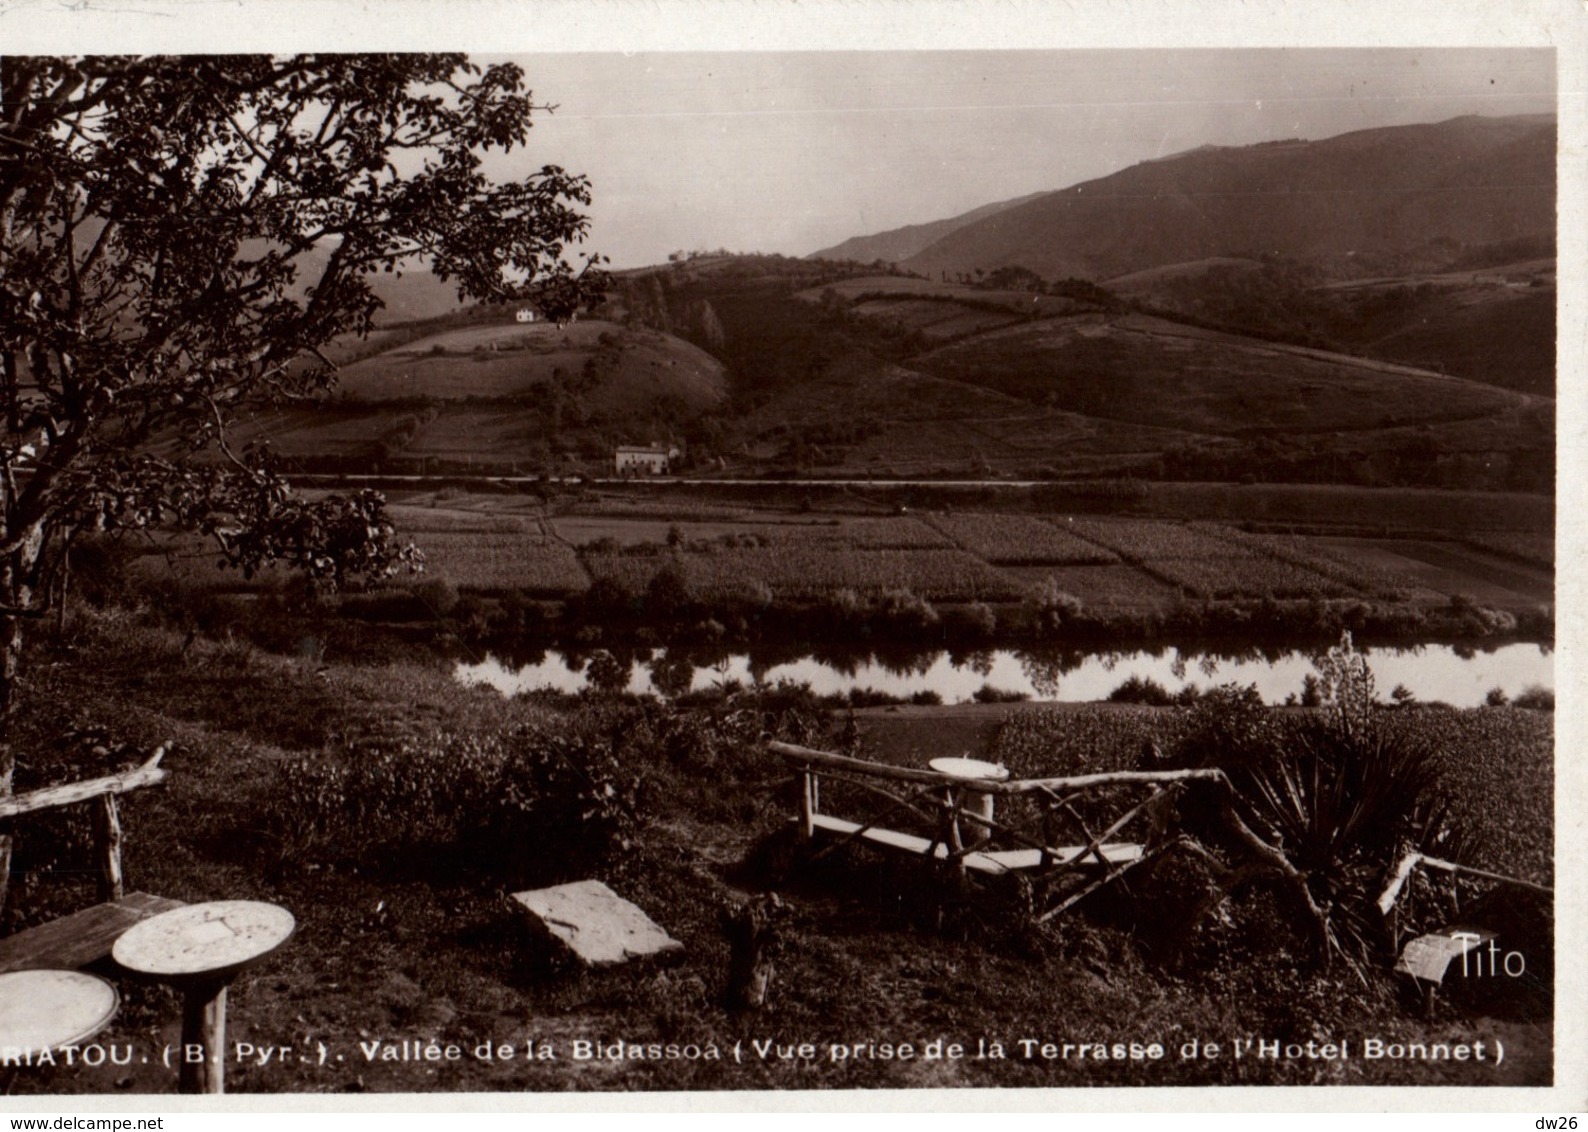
[873,587,939,633]
[1107,674,1176,706]
[645,563,696,620]
[0,55,607,795]
[1232,722,1461,971]
[1170,640,1471,974]
[972,684,1028,704]
[1310,631,1377,741]
[1026,578,1085,634]
[271,720,638,881]
[1512,684,1554,711]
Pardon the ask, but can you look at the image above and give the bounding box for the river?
[457,641,1552,708]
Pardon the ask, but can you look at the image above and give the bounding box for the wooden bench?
[770,740,1225,922]
[0,748,185,974]
[1376,850,1553,1016]
[805,813,1145,875]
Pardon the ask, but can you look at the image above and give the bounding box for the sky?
[486,49,1558,269]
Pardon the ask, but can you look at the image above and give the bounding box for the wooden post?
[944,787,966,855]
[92,793,124,903]
[178,983,226,1094]
[0,828,11,923]
[724,894,784,1011]
[798,769,816,839]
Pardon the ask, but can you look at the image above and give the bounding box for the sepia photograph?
[0,1,1579,1109]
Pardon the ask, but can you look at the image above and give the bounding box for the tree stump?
[723,893,786,1011]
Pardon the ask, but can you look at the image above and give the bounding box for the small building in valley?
[614,444,678,476]
[516,308,537,323]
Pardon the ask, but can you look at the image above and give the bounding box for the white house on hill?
[615,444,678,475]
[515,308,536,323]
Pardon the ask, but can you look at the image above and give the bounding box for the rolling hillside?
[333,319,726,411]
[601,260,1549,489]
[1105,256,1556,397]
[892,115,1554,283]
[226,317,726,474]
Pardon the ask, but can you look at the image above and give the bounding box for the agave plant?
[1170,643,1475,977]
[1231,722,1465,973]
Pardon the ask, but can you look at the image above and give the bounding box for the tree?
[0,55,606,884]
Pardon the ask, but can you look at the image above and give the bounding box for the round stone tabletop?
[113,901,295,982]
[0,969,119,1055]
[928,756,1010,782]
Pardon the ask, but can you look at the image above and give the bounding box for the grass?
[0,608,1554,1093]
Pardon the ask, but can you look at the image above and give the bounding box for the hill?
[808,191,1049,264]
[897,115,1555,284]
[603,258,1550,490]
[226,317,727,475]
[1104,254,1556,397]
[333,319,726,411]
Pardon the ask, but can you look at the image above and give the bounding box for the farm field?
[1318,538,1554,608]
[925,513,1120,564]
[585,546,1024,603]
[549,514,952,550]
[121,494,1554,626]
[917,311,1546,436]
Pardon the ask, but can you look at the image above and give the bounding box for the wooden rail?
[0,744,177,968]
[1377,850,1552,915]
[769,740,1229,795]
[769,739,1227,925]
[0,747,170,820]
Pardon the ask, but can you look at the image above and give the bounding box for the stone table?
[0,969,119,1064]
[929,756,1011,849]
[113,900,294,1093]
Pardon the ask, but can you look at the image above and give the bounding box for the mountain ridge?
[808,114,1553,284]
[808,191,1050,265]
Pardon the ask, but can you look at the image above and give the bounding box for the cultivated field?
[126,491,1553,630]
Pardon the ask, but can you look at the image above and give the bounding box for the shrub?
[1171,656,1470,976]
[584,575,640,618]
[271,723,639,883]
[585,649,632,695]
[413,577,459,619]
[1485,687,1510,707]
[1027,578,1084,634]
[820,588,868,628]
[1107,675,1175,706]
[649,651,696,699]
[875,587,939,633]
[645,563,696,621]
[945,601,997,638]
[1513,685,1554,711]
[973,684,1028,704]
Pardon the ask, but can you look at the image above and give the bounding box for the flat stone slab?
[512,880,682,967]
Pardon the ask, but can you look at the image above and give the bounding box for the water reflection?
[457,641,1553,708]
